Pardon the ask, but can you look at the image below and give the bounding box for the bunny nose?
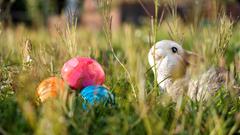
[151,52,163,61]
[155,55,163,61]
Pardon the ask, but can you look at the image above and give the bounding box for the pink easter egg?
[61,57,105,90]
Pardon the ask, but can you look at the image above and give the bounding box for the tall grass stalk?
[137,58,153,135]
[58,14,79,57]
[26,0,43,27]
[166,0,183,43]
[0,1,240,134]
[0,22,2,35]
[152,0,159,93]
[199,12,233,67]
[139,0,161,94]
[97,0,137,99]
[216,14,233,58]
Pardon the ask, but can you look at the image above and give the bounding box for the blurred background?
[1,0,240,29]
[0,1,240,135]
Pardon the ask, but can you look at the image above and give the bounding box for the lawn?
[0,1,240,135]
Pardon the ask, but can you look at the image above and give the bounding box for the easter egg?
[80,85,114,108]
[37,77,65,102]
[61,57,105,90]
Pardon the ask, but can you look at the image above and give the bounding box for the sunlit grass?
[0,1,240,135]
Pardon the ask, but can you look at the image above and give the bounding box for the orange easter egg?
[37,77,65,102]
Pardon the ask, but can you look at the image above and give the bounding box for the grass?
[0,1,240,135]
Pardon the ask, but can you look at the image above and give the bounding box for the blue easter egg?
[80,85,114,109]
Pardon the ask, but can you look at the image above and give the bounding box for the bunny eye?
[171,47,178,53]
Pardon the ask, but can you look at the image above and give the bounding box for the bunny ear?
[183,50,204,66]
